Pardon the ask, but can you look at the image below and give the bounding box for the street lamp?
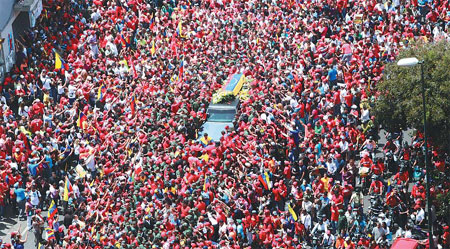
[397,57,433,249]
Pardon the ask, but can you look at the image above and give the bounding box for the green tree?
[435,187,450,224]
[374,41,450,153]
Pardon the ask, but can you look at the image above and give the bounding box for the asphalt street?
[0,206,37,248]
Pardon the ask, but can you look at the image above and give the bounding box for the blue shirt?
[45,155,53,168]
[28,163,39,177]
[328,68,337,81]
[14,188,26,202]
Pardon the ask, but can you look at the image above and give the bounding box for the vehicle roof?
[200,121,233,141]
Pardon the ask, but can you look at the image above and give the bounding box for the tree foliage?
[375,41,450,153]
[435,189,450,224]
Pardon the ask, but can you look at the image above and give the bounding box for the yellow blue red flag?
[63,176,73,201]
[48,200,57,219]
[54,51,68,70]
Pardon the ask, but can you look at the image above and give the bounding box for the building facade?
[0,0,43,81]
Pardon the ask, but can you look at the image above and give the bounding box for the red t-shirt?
[331,205,339,221]
[370,181,383,194]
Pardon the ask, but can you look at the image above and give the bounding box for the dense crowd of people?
[0,0,450,248]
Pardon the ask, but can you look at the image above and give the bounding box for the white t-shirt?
[68,85,76,99]
[73,184,80,199]
[301,214,312,230]
[30,190,41,206]
[41,76,52,90]
[416,208,425,223]
[361,109,370,122]
[57,85,65,95]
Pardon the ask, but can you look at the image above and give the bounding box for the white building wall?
[1,10,19,73]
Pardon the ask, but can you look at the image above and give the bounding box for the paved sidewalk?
[0,207,36,248]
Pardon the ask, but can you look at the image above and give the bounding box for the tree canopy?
[375,41,450,153]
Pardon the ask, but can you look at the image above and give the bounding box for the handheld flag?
[151,40,156,56]
[97,84,106,101]
[130,95,136,115]
[387,179,392,194]
[203,175,209,191]
[258,174,268,190]
[177,21,185,38]
[121,34,130,47]
[77,112,88,129]
[63,176,73,201]
[46,227,56,241]
[48,200,57,219]
[264,172,271,190]
[54,51,68,70]
[288,203,298,221]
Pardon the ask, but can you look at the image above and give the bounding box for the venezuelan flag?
[264,172,271,190]
[258,174,268,190]
[177,21,185,38]
[48,200,57,219]
[97,84,106,100]
[63,176,73,201]
[54,51,68,70]
[288,203,298,221]
[203,175,209,191]
[387,179,392,194]
[223,74,245,96]
[121,34,130,47]
[97,84,106,101]
[130,95,136,115]
[46,228,56,240]
[77,112,88,129]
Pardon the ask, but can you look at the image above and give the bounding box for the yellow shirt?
[320,176,330,192]
[43,93,50,103]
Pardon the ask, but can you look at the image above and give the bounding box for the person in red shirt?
[369,175,384,195]
[0,178,6,219]
[330,204,340,231]
[341,182,353,203]
[331,189,344,210]
[371,159,384,176]
[386,189,401,208]
[272,183,283,210]
[359,154,373,168]
[29,119,43,133]
[393,167,409,186]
